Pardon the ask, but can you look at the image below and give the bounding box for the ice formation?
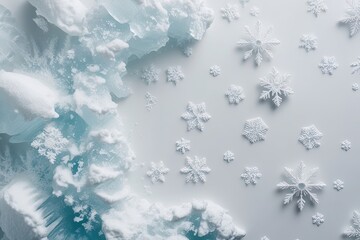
[0,1,246,239]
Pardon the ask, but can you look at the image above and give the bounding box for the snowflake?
[242,117,269,143]
[181,102,211,132]
[312,212,325,226]
[146,161,169,183]
[307,0,328,17]
[141,64,160,85]
[241,167,262,185]
[341,140,352,151]
[176,138,191,154]
[31,125,69,164]
[318,56,338,75]
[237,20,280,66]
[145,92,158,111]
[353,83,359,91]
[221,4,240,22]
[344,210,360,239]
[261,237,269,240]
[259,67,294,107]
[339,0,360,37]
[240,0,250,7]
[166,65,184,85]
[299,34,318,52]
[333,179,344,191]
[209,65,221,77]
[182,46,193,57]
[351,57,360,74]
[225,85,245,104]
[277,161,326,211]
[180,156,211,183]
[223,150,235,163]
[298,125,323,150]
[250,6,260,17]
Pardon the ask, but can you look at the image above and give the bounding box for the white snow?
[88,164,121,185]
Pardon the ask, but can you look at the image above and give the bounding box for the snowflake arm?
[146,161,169,183]
[181,102,211,132]
[339,0,360,37]
[344,211,360,239]
[180,156,211,183]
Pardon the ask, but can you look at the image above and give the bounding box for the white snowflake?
[351,57,360,74]
[312,212,325,226]
[145,92,158,111]
[166,65,184,85]
[239,0,250,7]
[176,138,191,154]
[353,83,359,91]
[237,20,280,66]
[319,56,338,75]
[31,125,69,164]
[225,85,245,104]
[180,156,211,183]
[307,0,328,17]
[277,161,326,211]
[141,64,160,85]
[259,67,294,107]
[299,34,318,52]
[146,161,169,184]
[181,102,211,132]
[221,4,240,22]
[242,117,269,143]
[341,140,352,151]
[339,0,360,37]
[344,210,360,239]
[182,46,193,57]
[250,6,260,17]
[333,179,344,191]
[223,150,235,163]
[298,125,323,150]
[241,167,262,185]
[209,65,221,77]
[261,237,269,240]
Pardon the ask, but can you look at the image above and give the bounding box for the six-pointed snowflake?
[243,117,269,143]
[223,150,235,163]
[141,64,160,85]
[277,161,326,211]
[344,210,360,239]
[221,4,240,22]
[145,92,158,111]
[312,212,325,226]
[181,102,211,132]
[351,57,360,74]
[339,0,360,37]
[237,20,280,66]
[180,156,211,183]
[225,85,245,104]
[176,138,191,154]
[299,34,318,52]
[307,0,328,17]
[241,167,262,185]
[259,67,294,107]
[341,140,352,151]
[333,179,344,191]
[319,56,338,75]
[166,65,184,85]
[209,65,221,77]
[146,161,170,183]
[298,125,323,150]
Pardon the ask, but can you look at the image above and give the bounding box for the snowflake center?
[298,182,306,190]
[255,39,262,46]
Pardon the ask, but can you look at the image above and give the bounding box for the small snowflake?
[312,212,325,226]
[353,83,359,91]
[341,140,352,151]
[182,46,193,57]
[298,125,323,150]
[221,4,240,22]
[166,66,184,85]
[351,57,360,74]
[209,65,221,77]
[333,179,344,191]
[307,0,328,17]
[261,237,269,240]
[277,161,326,211]
[344,210,360,239]
[176,138,191,154]
[239,0,250,7]
[299,34,318,52]
[241,167,262,185]
[339,0,360,37]
[250,6,260,17]
[319,56,338,75]
[237,20,280,66]
[146,161,169,183]
[141,64,160,85]
[145,92,158,111]
[259,67,294,107]
[223,150,235,163]
[181,102,211,132]
[225,85,245,104]
[180,156,211,183]
[242,117,269,143]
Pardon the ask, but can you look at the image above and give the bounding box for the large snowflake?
[180,156,211,183]
[351,57,360,74]
[298,125,323,150]
[339,0,360,37]
[242,117,269,143]
[259,67,294,107]
[344,211,360,239]
[307,0,328,17]
[318,56,338,75]
[237,20,280,66]
[225,85,245,104]
[181,102,211,132]
[277,161,326,211]
[146,161,170,184]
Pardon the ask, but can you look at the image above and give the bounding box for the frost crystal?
[141,65,160,85]
[146,161,170,184]
[333,179,344,191]
[299,34,318,52]
[237,20,280,66]
[318,56,338,75]
[176,138,191,154]
[341,140,352,151]
[223,150,235,163]
[225,85,245,104]
[340,0,360,37]
[250,6,260,17]
[166,65,184,85]
[145,92,158,111]
[277,161,326,211]
[241,167,262,185]
[344,211,360,239]
[221,4,240,22]
[307,0,328,17]
[259,67,294,107]
[312,212,325,226]
[242,117,269,143]
[181,102,211,131]
[351,57,360,74]
[180,156,211,183]
[353,83,359,91]
[209,65,221,77]
[298,125,323,150]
